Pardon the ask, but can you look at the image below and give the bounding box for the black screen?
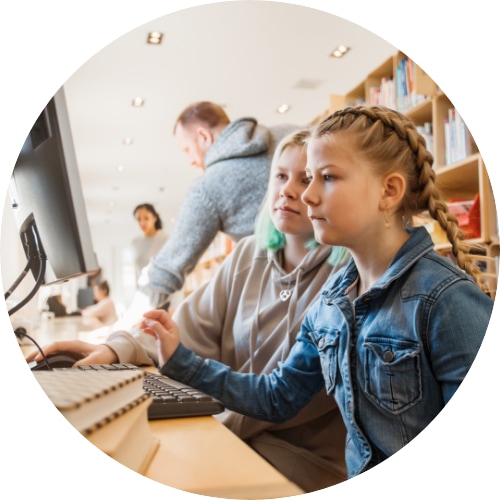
[9,87,99,285]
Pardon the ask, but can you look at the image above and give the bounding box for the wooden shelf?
[183,232,233,296]
[327,50,497,295]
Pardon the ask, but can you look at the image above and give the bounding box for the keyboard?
[73,363,224,420]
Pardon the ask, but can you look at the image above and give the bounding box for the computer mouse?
[29,352,79,371]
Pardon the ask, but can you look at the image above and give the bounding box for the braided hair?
[311,105,488,292]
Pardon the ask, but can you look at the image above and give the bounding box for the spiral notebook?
[34,369,148,434]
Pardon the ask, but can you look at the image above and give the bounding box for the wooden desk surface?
[146,416,303,498]
[22,316,304,499]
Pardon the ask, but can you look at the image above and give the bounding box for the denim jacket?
[162,227,493,478]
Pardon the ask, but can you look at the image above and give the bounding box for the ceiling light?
[123,137,134,145]
[147,31,163,45]
[116,165,125,172]
[330,45,350,58]
[132,97,144,107]
[108,200,116,208]
[276,104,290,114]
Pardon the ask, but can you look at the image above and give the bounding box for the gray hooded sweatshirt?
[146,117,298,302]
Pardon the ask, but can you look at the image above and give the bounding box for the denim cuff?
[160,342,203,383]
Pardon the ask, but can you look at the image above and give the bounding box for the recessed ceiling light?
[330,45,350,58]
[132,97,145,107]
[147,31,163,45]
[277,104,290,114]
[123,137,134,145]
[116,165,125,172]
[108,200,116,208]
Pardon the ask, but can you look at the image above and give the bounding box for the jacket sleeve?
[160,328,325,423]
[147,179,222,296]
[427,279,493,403]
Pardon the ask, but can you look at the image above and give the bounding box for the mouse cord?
[15,328,54,371]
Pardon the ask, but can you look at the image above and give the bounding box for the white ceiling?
[61,1,397,234]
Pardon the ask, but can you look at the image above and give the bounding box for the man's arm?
[147,179,221,302]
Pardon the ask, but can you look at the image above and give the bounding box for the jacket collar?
[324,227,435,300]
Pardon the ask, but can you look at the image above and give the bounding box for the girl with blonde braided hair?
[313,105,489,292]
[138,105,494,480]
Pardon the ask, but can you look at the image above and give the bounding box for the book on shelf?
[395,56,426,112]
[86,396,159,474]
[444,107,473,165]
[33,369,147,434]
[416,122,434,158]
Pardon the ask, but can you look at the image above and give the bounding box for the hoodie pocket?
[363,337,422,414]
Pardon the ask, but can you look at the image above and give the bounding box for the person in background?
[139,106,494,480]
[81,280,118,326]
[143,101,298,308]
[46,295,68,317]
[27,129,350,492]
[132,203,168,283]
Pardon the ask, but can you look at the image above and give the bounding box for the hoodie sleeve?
[147,178,221,296]
[106,327,160,366]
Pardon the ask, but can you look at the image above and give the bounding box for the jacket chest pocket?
[362,338,422,414]
[309,329,340,394]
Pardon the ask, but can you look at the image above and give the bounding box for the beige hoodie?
[106,235,348,492]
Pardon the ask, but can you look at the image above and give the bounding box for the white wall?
[89,221,139,311]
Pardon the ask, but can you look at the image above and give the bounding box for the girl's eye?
[324,174,335,182]
[276,173,287,180]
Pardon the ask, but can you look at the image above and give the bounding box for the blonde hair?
[255,127,350,267]
[312,105,488,292]
[255,128,311,251]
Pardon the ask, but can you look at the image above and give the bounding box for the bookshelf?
[183,232,233,296]
[328,51,498,296]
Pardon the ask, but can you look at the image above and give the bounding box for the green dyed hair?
[255,128,350,267]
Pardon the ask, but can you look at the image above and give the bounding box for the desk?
[21,317,304,498]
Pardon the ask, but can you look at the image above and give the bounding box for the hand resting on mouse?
[25,340,119,367]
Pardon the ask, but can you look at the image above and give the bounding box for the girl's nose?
[280,180,298,199]
[301,181,318,206]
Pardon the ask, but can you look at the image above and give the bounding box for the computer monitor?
[7,86,99,314]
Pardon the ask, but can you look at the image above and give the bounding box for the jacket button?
[318,338,325,347]
[383,350,395,362]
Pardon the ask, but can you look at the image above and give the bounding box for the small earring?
[384,210,391,229]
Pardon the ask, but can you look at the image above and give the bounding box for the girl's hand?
[141,309,180,367]
[25,340,118,367]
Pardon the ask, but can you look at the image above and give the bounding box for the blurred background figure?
[132,203,169,284]
[81,280,118,326]
[46,295,69,317]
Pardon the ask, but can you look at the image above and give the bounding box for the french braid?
[312,105,488,293]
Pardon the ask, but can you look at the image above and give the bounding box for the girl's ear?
[380,172,406,210]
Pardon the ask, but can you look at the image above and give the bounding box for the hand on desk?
[140,309,180,367]
[25,340,119,367]
[24,309,179,369]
